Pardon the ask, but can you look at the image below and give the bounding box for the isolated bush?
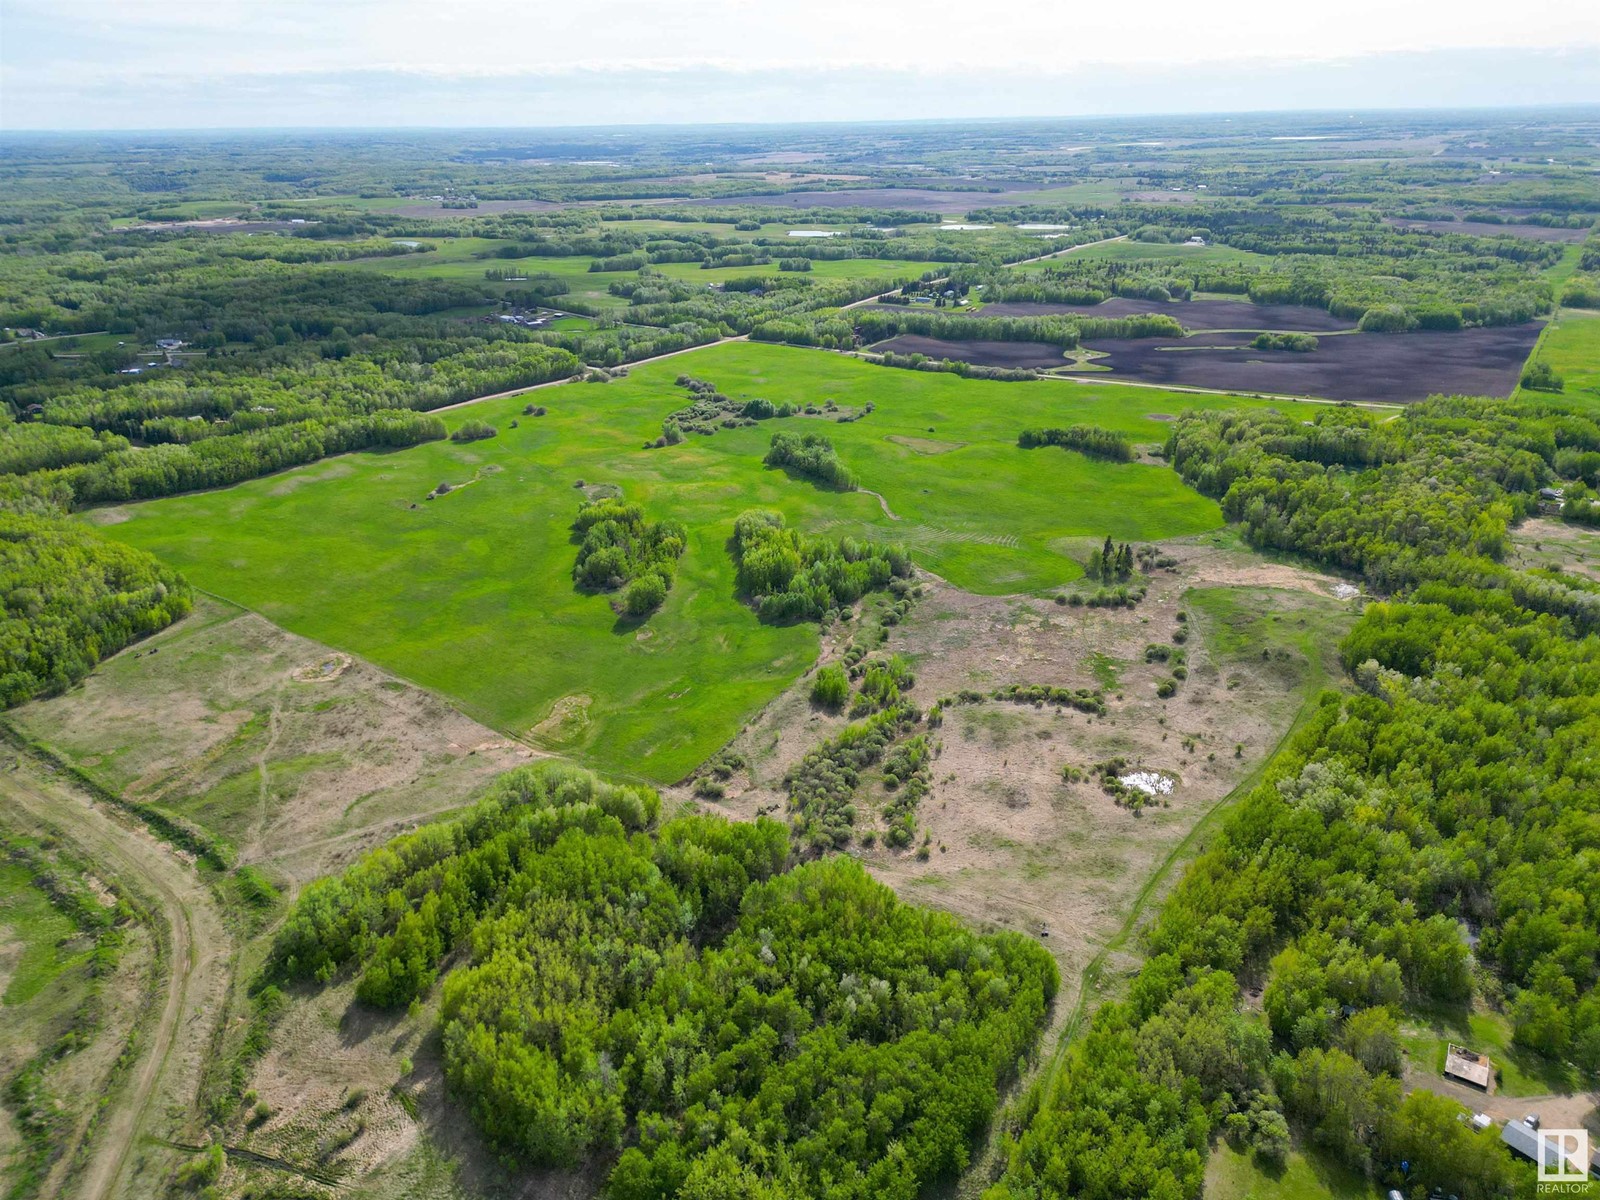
[810,664,850,710]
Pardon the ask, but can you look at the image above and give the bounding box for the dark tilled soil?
[1385,217,1591,243]
[1077,324,1542,403]
[870,335,1072,369]
[975,297,1357,332]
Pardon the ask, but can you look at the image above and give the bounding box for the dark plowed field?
[870,335,1071,369]
[1385,217,1592,243]
[975,297,1357,332]
[1077,325,1542,403]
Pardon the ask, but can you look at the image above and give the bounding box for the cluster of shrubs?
[449,419,497,443]
[1521,361,1565,392]
[571,498,686,616]
[653,374,798,443]
[763,430,857,490]
[730,509,911,624]
[1250,332,1318,352]
[1066,755,1171,812]
[691,749,748,800]
[879,734,933,848]
[849,654,914,717]
[1018,425,1135,462]
[786,701,921,853]
[955,683,1107,716]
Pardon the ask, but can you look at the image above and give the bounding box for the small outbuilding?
[1444,1043,1493,1091]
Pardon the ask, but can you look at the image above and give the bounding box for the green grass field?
[1020,239,1273,270]
[1206,1143,1386,1200]
[89,342,1290,781]
[0,861,92,1008]
[1515,308,1600,408]
[1398,1008,1578,1096]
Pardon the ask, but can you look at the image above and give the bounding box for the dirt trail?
[1403,1067,1598,1129]
[859,488,902,520]
[1,760,232,1200]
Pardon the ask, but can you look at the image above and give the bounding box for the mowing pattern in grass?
[89,343,1262,781]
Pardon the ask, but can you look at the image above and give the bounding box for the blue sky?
[2,0,1598,129]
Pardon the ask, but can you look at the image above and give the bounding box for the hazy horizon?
[3,0,1597,131]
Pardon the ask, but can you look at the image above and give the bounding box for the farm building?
[1500,1122,1596,1178]
[1443,1044,1493,1090]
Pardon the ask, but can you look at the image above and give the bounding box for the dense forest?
[270,762,1058,1198]
[986,397,1600,1200]
[0,511,191,707]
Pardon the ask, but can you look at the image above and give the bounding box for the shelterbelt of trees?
[986,397,1600,1200]
[269,763,1057,1199]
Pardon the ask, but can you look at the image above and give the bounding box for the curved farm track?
[2,759,232,1200]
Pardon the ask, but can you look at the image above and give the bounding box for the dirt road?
[1,759,232,1200]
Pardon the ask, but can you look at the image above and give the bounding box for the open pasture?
[1516,307,1600,407]
[86,342,1264,782]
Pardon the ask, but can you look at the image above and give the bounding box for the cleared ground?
[9,596,535,884]
[698,534,1357,1037]
[87,342,1292,782]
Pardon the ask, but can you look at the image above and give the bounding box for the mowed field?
[1516,307,1600,408]
[87,342,1282,782]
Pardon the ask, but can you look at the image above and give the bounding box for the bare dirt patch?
[292,653,353,683]
[1509,517,1600,583]
[530,694,593,746]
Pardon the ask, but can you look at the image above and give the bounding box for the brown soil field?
[1385,217,1592,243]
[871,334,1071,369]
[976,296,1358,332]
[1073,324,1543,402]
[9,595,536,886]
